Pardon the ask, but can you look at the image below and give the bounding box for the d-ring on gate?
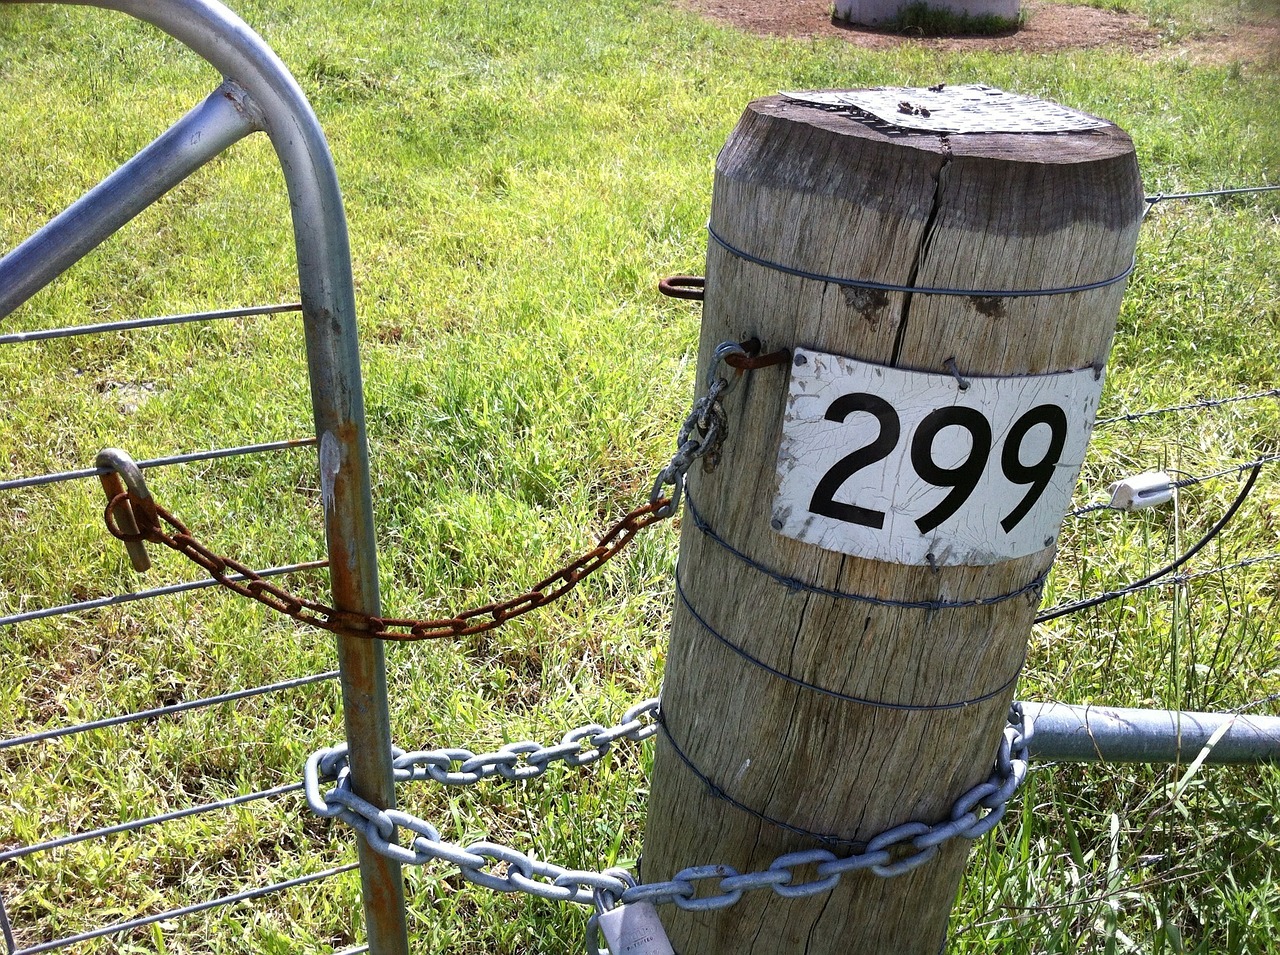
[0,0,409,950]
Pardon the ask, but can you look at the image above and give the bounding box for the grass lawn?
[0,0,1277,952]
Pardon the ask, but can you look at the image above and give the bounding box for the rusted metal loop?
[171,532,230,576]
[658,275,705,301]
[246,579,305,615]
[723,337,791,372]
[102,492,150,544]
[89,462,678,641]
[153,503,193,538]
[331,608,382,633]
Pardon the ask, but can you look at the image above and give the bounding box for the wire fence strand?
[1096,387,1280,426]
[0,438,316,493]
[0,783,305,864]
[8,862,358,955]
[1145,185,1280,204]
[0,671,339,751]
[1066,453,1279,519]
[0,303,302,346]
[0,558,328,627]
[1038,464,1264,622]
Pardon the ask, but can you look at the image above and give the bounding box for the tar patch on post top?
[772,349,1104,566]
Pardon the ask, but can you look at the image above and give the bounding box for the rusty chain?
[103,492,670,641]
[99,338,788,642]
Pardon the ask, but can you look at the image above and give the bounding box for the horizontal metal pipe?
[0,80,262,320]
[1024,701,1280,765]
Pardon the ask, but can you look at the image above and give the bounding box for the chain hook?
[95,448,160,573]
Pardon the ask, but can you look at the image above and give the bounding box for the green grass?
[1,0,1278,952]
[1057,0,1277,40]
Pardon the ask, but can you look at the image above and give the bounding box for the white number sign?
[772,349,1104,566]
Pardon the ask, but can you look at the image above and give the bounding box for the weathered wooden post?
[642,87,1144,953]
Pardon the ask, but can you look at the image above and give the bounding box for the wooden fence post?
[642,88,1144,954]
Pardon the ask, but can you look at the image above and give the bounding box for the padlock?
[597,901,676,955]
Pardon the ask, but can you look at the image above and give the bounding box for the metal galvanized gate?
[0,0,408,950]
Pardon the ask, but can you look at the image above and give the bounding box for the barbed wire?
[1120,550,1280,597]
[1095,387,1280,426]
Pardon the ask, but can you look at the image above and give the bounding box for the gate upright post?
[0,1,413,951]
[643,88,1145,953]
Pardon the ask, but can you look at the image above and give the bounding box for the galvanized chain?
[303,701,1032,953]
[303,699,662,908]
[649,341,740,518]
[97,341,771,642]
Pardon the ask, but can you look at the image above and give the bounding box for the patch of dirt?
[678,0,1278,62]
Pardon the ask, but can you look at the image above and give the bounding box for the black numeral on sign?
[911,407,992,534]
[808,395,1070,535]
[808,393,899,529]
[999,404,1068,533]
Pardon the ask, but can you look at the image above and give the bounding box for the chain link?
[99,343,760,642]
[390,698,660,786]
[103,492,671,642]
[648,341,745,518]
[305,701,663,908]
[304,700,1032,952]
